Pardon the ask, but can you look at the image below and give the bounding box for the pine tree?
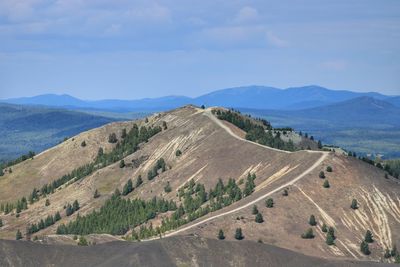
[319,171,325,178]
[175,150,182,156]
[108,133,117,143]
[351,199,358,209]
[122,179,133,196]
[73,200,80,212]
[282,189,289,196]
[326,166,333,172]
[218,229,225,240]
[235,228,244,240]
[360,241,371,255]
[45,199,50,206]
[328,227,335,240]
[54,211,61,221]
[301,228,314,239]
[323,180,330,188]
[252,205,259,215]
[121,128,127,139]
[365,230,374,243]
[16,229,22,240]
[93,189,100,198]
[119,160,125,168]
[136,175,143,187]
[255,213,264,223]
[265,198,274,208]
[326,233,335,245]
[81,140,86,147]
[321,223,328,233]
[164,182,172,193]
[309,215,317,226]
[66,204,73,216]
[384,249,391,259]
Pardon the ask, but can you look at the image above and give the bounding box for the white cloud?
[234,6,260,23]
[266,31,288,47]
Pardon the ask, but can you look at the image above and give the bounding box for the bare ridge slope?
[0,105,399,265]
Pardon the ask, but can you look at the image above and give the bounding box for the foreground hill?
[0,105,399,264]
[0,103,116,162]
[243,96,400,158]
[0,236,390,267]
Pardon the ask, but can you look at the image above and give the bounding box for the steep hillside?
[0,103,116,162]
[0,236,390,267]
[0,105,398,264]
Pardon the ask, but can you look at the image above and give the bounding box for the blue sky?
[0,0,399,99]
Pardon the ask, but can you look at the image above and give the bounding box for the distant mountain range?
[0,103,116,162]
[2,85,399,111]
[242,96,400,158]
[1,85,399,159]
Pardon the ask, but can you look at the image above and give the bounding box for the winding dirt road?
[145,109,328,240]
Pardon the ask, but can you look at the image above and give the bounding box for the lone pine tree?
[351,199,358,209]
[218,229,225,240]
[265,198,274,208]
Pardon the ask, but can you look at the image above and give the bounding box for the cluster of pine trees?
[147,158,166,180]
[1,124,162,215]
[214,109,295,151]
[56,194,177,235]
[134,174,257,240]
[26,211,61,234]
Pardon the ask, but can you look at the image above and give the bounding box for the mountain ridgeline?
[0,105,399,266]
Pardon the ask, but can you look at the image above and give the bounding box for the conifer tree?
[326,166,333,172]
[323,180,330,188]
[321,223,328,233]
[252,205,259,215]
[122,179,133,196]
[218,229,225,240]
[119,160,125,168]
[235,228,244,240]
[45,199,50,206]
[360,241,371,255]
[309,215,317,226]
[54,211,61,221]
[319,171,325,178]
[326,233,335,246]
[93,189,100,198]
[365,230,374,243]
[255,213,264,223]
[73,200,80,212]
[301,228,314,239]
[391,245,398,257]
[351,199,358,209]
[265,198,274,208]
[136,175,143,187]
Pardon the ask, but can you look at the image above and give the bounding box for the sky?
[0,0,399,100]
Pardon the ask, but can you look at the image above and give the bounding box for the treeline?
[1,124,162,214]
[56,195,177,235]
[214,109,295,151]
[27,211,61,235]
[56,172,257,240]
[347,151,400,179]
[0,151,35,170]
